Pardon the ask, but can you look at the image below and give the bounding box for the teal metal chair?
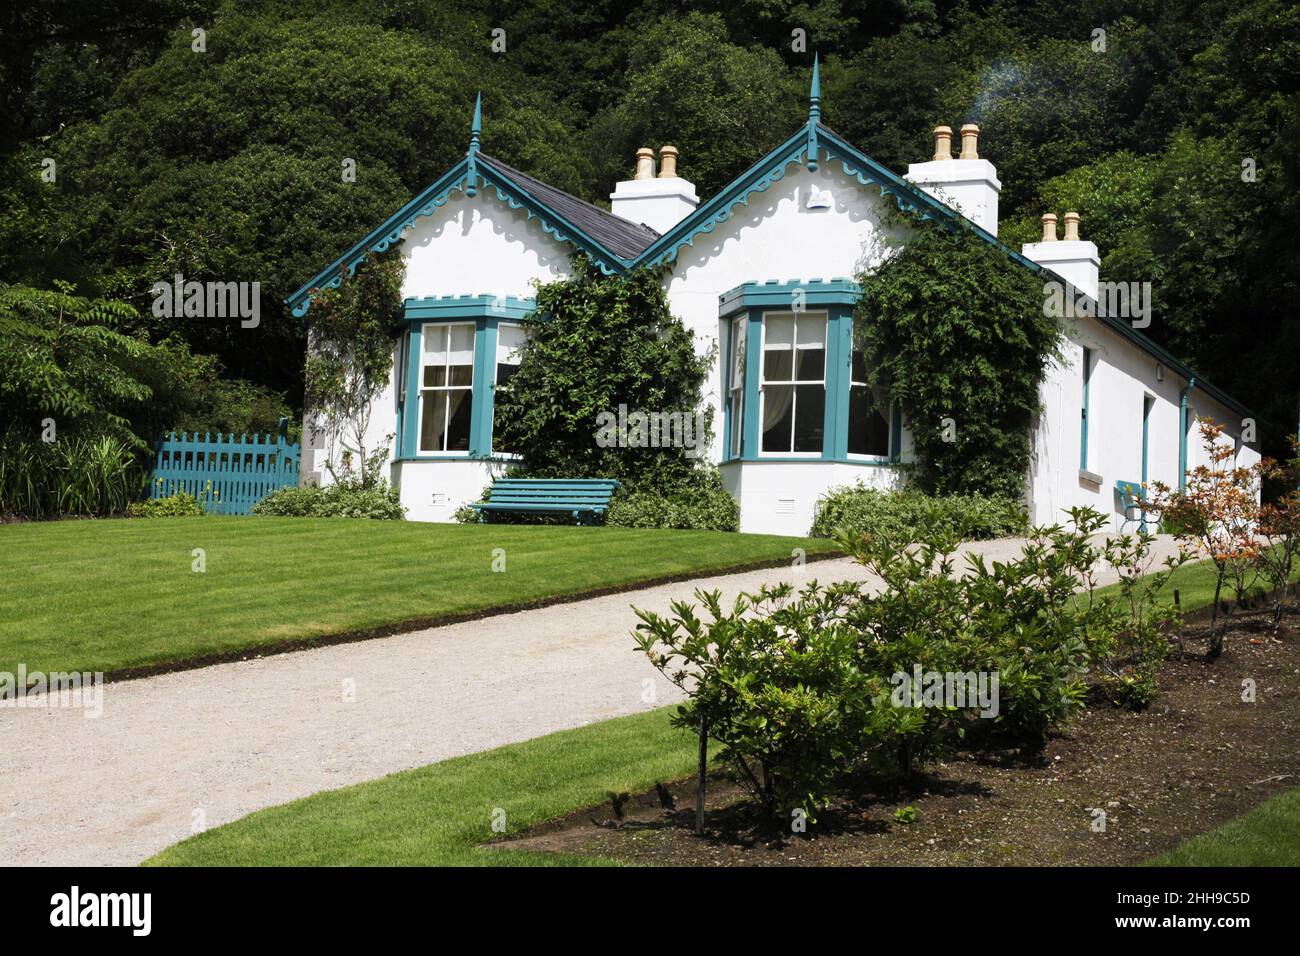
[1115,480,1156,533]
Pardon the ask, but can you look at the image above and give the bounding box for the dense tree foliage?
[2,0,1296,457]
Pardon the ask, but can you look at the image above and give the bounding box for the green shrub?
[252,479,405,520]
[634,582,899,819]
[810,483,1027,541]
[635,507,1158,820]
[127,492,205,517]
[607,469,739,531]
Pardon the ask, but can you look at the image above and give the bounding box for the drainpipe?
[1178,377,1196,491]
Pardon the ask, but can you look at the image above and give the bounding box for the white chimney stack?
[1022,211,1100,301]
[905,123,1002,236]
[611,145,699,234]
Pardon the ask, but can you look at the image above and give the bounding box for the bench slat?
[470,477,620,525]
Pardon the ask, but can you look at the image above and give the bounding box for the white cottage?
[289,65,1259,536]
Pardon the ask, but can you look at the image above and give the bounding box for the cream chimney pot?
[634,147,655,181]
[1041,213,1058,242]
[657,145,679,179]
[932,126,953,161]
[611,145,699,232]
[1063,211,1080,241]
[959,124,980,160]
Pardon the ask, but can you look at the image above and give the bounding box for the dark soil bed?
[493,614,1300,866]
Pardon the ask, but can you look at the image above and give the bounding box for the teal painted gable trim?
[404,294,535,322]
[287,161,634,318]
[400,324,423,458]
[641,119,1252,423]
[287,158,472,318]
[719,278,862,316]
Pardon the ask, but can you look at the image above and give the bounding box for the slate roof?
[478,153,660,259]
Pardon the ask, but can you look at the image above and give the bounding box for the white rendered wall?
[305,189,573,516]
[665,160,913,535]
[723,460,908,536]
[1029,315,1259,531]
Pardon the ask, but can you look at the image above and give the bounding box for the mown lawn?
[0,517,834,675]
[146,550,1295,867]
[1146,788,1300,867]
[147,706,697,866]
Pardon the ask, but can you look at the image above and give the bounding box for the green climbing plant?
[856,216,1062,498]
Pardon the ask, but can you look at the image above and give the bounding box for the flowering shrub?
[1152,419,1264,656]
[1257,437,1300,629]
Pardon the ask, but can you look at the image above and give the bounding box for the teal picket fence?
[149,418,300,515]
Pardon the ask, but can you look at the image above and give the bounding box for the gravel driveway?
[0,535,1183,866]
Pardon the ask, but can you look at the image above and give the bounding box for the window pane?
[793,384,824,453]
[497,323,526,363]
[423,365,446,387]
[445,390,473,451]
[849,386,890,456]
[496,362,518,388]
[730,321,746,389]
[796,316,825,347]
[448,324,475,362]
[422,324,448,362]
[765,315,794,348]
[761,385,794,452]
[763,348,793,381]
[796,347,824,380]
[851,349,868,385]
[729,393,743,457]
[448,364,473,387]
[420,393,447,452]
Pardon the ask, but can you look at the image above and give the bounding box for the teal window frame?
[1080,347,1093,470]
[719,280,898,465]
[1141,393,1154,485]
[396,295,533,461]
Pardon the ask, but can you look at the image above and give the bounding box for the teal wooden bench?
[1115,480,1155,533]
[470,478,621,525]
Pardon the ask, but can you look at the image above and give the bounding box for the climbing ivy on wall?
[303,249,404,485]
[494,256,712,489]
[856,218,1062,499]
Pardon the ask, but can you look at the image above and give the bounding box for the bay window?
[718,280,901,465]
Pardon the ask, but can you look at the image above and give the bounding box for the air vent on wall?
[775,498,796,516]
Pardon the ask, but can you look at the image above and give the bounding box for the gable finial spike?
[807,54,821,171]
[470,92,482,148]
[809,53,821,119]
[466,91,481,196]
